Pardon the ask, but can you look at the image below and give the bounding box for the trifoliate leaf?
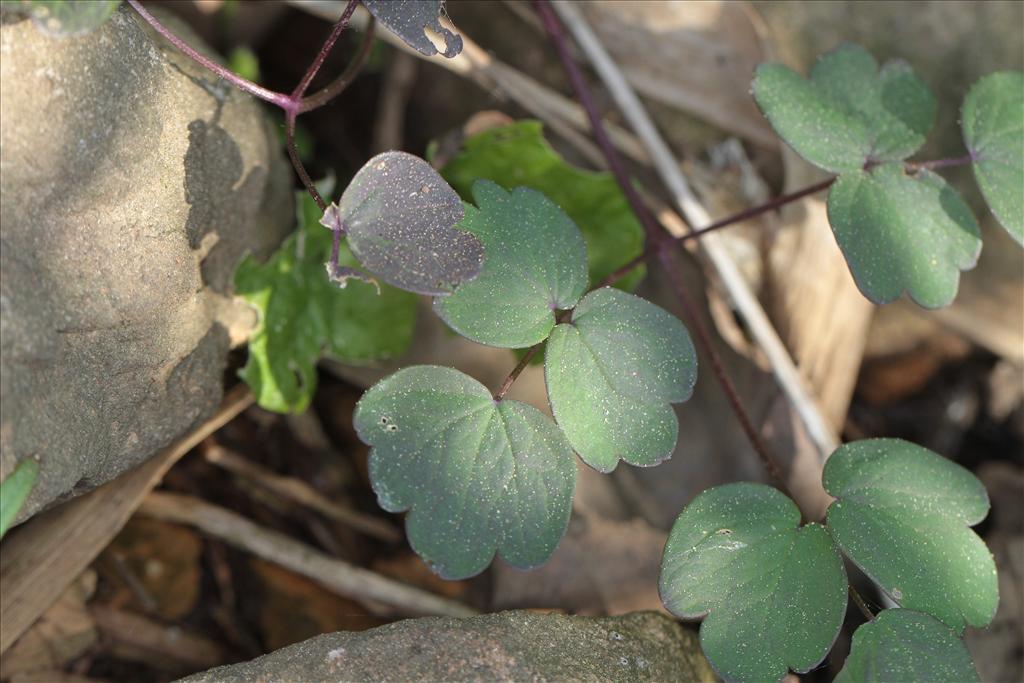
[823,439,998,633]
[826,163,981,308]
[363,0,462,58]
[334,151,483,296]
[545,288,696,472]
[660,483,848,683]
[354,365,576,580]
[1,0,121,36]
[962,71,1024,244]
[433,180,589,348]
[236,193,417,413]
[835,609,980,683]
[439,120,646,290]
[753,43,935,173]
[0,458,38,539]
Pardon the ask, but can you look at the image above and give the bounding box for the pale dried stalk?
[551,0,839,461]
[139,492,477,618]
[203,443,402,543]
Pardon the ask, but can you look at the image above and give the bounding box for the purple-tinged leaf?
[336,151,483,296]
[363,0,463,58]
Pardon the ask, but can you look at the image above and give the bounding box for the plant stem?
[598,176,837,289]
[534,3,662,247]
[908,154,976,171]
[126,0,292,110]
[493,311,571,401]
[283,0,360,210]
[290,0,361,102]
[493,345,543,402]
[285,112,326,211]
[657,250,787,487]
[129,0,371,212]
[849,585,876,621]
[299,17,377,114]
[535,0,792,493]
[685,177,836,243]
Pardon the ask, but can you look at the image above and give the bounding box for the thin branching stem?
[285,113,326,211]
[291,0,361,102]
[128,0,371,210]
[598,177,838,288]
[300,17,377,114]
[126,0,292,109]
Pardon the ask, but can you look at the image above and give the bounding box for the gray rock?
[0,6,292,521]
[178,610,714,683]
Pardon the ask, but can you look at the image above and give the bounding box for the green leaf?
[660,483,848,683]
[228,46,260,83]
[753,43,936,173]
[433,180,589,348]
[826,163,981,308]
[0,459,39,539]
[0,0,120,36]
[332,151,484,296]
[835,609,980,683]
[823,439,998,633]
[962,71,1024,244]
[236,193,417,413]
[545,288,697,472]
[439,120,646,290]
[354,365,576,579]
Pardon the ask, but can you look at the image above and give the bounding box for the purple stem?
[908,154,977,171]
[280,0,360,212]
[299,17,377,114]
[285,112,326,211]
[530,3,661,247]
[598,177,837,289]
[126,0,292,110]
[329,223,343,275]
[128,0,368,211]
[291,0,361,102]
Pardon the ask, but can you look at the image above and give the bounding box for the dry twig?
[139,492,477,618]
[202,442,402,543]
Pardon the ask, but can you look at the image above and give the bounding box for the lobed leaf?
[0,0,121,36]
[363,0,462,58]
[439,120,646,290]
[236,192,417,413]
[659,483,848,683]
[0,458,38,539]
[823,439,998,633]
[334,151,483,296]
[826,163,981,308]
[962,71,1024,244]
[354,365,576,580]
[433,180,589,348]
[545,288,696,472]
[834,609,980,683]
[753,43,935,173]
